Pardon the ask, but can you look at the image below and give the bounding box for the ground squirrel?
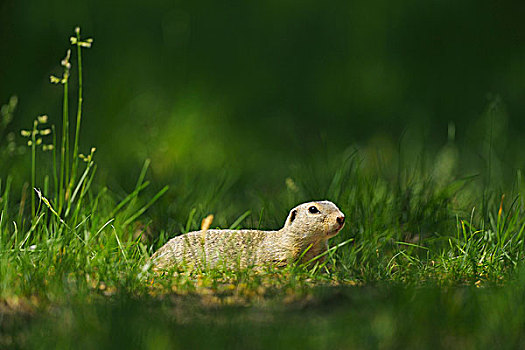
[151,200,346,270]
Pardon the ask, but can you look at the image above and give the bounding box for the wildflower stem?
[70,27,84,196]
[31,121,37,218]
[59,74,69,214]
[52,124,58,206]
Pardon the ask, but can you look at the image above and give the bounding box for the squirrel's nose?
[337,216,345,225]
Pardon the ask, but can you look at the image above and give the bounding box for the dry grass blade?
[200,214,214,244]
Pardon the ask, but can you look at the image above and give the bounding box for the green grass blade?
[229,210,251,230]
[122,185,169,227]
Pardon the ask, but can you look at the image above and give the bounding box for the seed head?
[37,115,48,124]
[80,39,93,48]
[70,27,93,48]
[61,50,72,70]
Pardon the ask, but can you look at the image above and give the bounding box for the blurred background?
[1,0,525,227]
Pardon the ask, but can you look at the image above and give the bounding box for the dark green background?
[1,0,525,189]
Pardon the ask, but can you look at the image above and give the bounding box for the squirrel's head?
[284,200,345,239]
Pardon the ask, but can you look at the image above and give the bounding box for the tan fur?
[151,201,345,270]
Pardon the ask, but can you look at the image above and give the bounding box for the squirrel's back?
[152,229,282,269]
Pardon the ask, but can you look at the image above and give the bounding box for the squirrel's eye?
[308,206,320,214]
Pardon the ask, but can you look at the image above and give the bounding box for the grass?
[2,28,525,349]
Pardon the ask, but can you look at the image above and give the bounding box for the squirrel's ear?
[285,209,297,227]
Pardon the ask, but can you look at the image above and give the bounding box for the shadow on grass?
[3,280,525,350]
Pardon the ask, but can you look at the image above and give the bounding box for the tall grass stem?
[59,77,69,214]
[70,28,84,196]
